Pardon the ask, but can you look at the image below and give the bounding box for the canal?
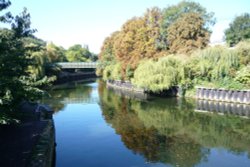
[42,80,250,167]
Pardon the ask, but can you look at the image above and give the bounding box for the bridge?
[56,62,98,69]
[61,97,99,104]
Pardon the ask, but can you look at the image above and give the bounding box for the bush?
[102,63,122,81]
[132,55,184,92]
[236,40,250,65]
[235,65,250,85]
[191,47,239,81]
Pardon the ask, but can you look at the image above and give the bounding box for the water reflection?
[196,100,250,117]
[41,79,96,112]
[99,81,250,166]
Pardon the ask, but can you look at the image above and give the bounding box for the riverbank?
[107,80,182,97]
[106,80,250,104]
[0,102,55,167]
[54,71,97,84]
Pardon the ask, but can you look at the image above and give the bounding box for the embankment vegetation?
[97,1,250,95]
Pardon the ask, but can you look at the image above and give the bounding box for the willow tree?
[191,47,239,81]
[167,13,210,54]
[132,56,184,92]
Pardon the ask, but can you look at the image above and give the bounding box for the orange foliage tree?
[167,13,210,54]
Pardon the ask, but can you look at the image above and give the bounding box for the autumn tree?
[167,13,210,54]
[98,1,215,81]
[97,31,120,76]
[160,0,215,49]
[112,7,163,78]
[225,13,250,46]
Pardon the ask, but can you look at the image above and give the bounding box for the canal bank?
[54,71,97,84]
[106,80,250,104]
[0,102,55,167]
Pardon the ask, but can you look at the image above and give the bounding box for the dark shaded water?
[42,80,250,167]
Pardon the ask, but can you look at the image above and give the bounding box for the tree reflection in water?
[41,80,94,112]
[98,81,250,167]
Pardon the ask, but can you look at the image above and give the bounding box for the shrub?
[235,65,250,85]
[236,40,250,65]
[132,55,184,92]
[191,47,239,81]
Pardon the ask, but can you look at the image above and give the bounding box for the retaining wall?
[107,80,144,93]
[196,87,250,104]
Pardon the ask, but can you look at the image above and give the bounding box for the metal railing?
[56,62,98,69]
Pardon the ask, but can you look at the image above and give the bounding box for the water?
[42,80,250,167]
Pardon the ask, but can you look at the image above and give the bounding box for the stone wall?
[196,87,250,104]
[20,102,56,167]
[107,80,144,93]
[29,120,55,167]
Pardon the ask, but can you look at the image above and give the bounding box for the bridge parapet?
[57,62,98,69]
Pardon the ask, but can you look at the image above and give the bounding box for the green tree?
[132,56,184,92]
[66,44,92,62]
[0,0,12,23]
[0,3,50,112]
[225,13,250,46]
[46,42,66,63]
[160,0,215,48]
[167,13,210,54]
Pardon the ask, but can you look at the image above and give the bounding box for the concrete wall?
[196,87,250,104]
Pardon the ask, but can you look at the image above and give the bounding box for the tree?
[225,13,250,46]
[132,56,184,92]
[167,13,210,54]
[0,3,50,112]
[66,44,92,62]
[46,42,66,63]
[0,0,12,23]
[97,31,120,76]
[112,8,164,78]
[160,0,215,48]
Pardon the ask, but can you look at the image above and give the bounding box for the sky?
[2,0,250,53]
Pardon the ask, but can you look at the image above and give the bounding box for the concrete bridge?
[57,62,98,69]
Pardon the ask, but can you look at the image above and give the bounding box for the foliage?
[132,56,184,92]
[98,1,214,81]
[102,63,122,81]
[167,13,210,54]
[161,0,215,30]
[235,65,250,85]
[66,44,92,62]
[46,42,66,63]
[0,0,12,23]
[97,31,119,76]
[235,40,250,65]
[191,47,239,81]
[160,0,215,49]
[102,64,113,81]
[0,2,52,112]
[225,13,250,46]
